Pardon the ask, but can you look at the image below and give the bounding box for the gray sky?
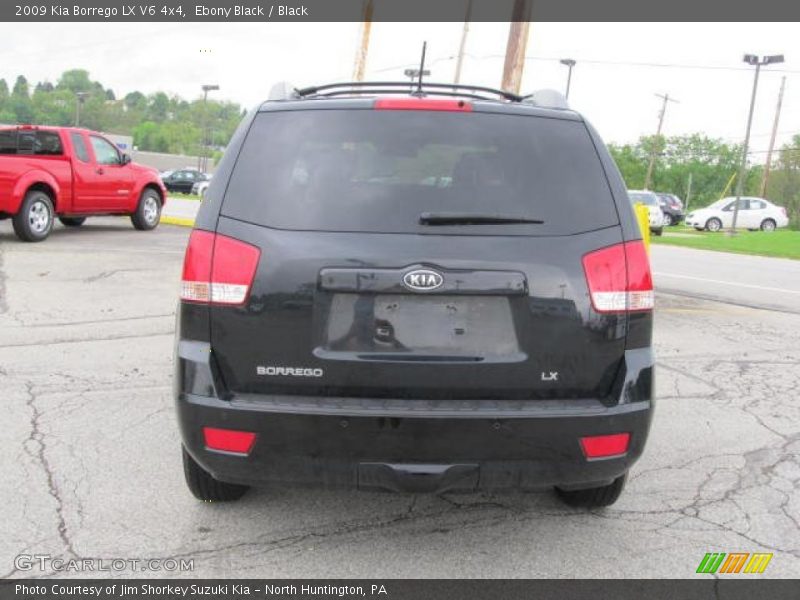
[2,22,799,154]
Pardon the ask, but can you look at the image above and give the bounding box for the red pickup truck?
[0,125,167,242]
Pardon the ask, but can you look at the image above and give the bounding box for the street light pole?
[730,54,784,235]
[559,59,576,99]
[198,84,219,172]
[74,92,89,127]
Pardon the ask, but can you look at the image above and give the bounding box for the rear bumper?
[176,370,654,493]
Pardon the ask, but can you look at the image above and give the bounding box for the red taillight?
[582,241,654,313]
[374,98,473,112]
[180,230,260,306]
[203,427,256,455]
[580,433,630,459]
[780,207,787,217]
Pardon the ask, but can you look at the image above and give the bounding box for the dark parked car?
[656,193,684,226]
[174,82,655,508]
[162,169,209,194]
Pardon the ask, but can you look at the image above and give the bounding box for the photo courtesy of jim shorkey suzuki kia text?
[1,0,800,593]
[14,584,387,596]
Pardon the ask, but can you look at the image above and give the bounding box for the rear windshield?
[223,109,618,235]
[0,129,63,155]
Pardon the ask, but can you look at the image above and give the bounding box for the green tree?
[0,79,9,119]
[766,135,800,229]
[609,134,754,209]
[56,69,94,93]
[148,92,170,121]
[124,91,146,110]
[12,75,29,97]
[10,75,33,123]
[3,68,246,156]
[32,87,74,126]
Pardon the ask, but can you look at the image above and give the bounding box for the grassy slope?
[651,227,800,260]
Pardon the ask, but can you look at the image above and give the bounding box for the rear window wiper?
[419,212,545,226]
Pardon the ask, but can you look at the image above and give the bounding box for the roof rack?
[267,81,571,111]
[295,81,524,103]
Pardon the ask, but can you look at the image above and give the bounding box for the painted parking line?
[654,272,800,295]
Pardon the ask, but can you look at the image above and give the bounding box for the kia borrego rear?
[174,82,655,507]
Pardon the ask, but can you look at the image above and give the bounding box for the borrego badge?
[402,269,444,291]
[257,366,324,377]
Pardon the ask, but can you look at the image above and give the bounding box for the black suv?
[175,82,655,508]
[162,169,209,194]
[656,193,685,226]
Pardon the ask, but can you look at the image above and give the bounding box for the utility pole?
[760,75,786,198]
[453,0,473,85]
[644,93,679,191]
[352,0,374,82]
[731,53,783,234]
[500,0,531,95]
[685,172,693,214]
[198,84,219,172]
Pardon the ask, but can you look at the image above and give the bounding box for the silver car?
[628,190,665,236]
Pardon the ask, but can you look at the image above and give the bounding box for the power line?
[371,52,800,78]
[514,54,800,75]
[748,147,800,154]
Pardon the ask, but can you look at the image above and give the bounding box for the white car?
[190,174,213,198]
[192,179,211,198]
[686,197,789,232]
[628,190,665,236]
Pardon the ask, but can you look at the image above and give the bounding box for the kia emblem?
[403,269,444,291]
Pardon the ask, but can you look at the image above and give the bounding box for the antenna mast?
[416,41,428,95]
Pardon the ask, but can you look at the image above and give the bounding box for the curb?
[161,216,195,228]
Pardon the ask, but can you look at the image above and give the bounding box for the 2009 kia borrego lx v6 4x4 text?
[174,82,655,508]
[0,125,166,241]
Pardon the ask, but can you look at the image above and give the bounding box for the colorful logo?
[696,552,773,574]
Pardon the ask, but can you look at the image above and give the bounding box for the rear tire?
[59,217,86,227]
[12,190,54,242]
[556,474,627,508]
[652,227,663,237]
[131,188,162,231]
[760,219,776,232]
[182,447,249,502]
[705,217,722,232]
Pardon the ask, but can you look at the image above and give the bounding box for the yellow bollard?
[634,203,651,253]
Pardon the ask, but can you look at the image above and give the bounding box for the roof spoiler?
[520,89,570,110]
[267,81,299,101]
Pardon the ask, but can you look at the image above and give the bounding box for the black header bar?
[2,579,800,600]
[3,0,800,22]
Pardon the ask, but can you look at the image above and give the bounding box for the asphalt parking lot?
[1,218,798,578]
